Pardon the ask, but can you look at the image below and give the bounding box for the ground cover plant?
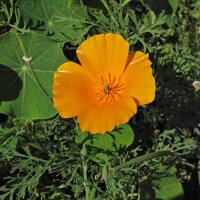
[0,0,200,199]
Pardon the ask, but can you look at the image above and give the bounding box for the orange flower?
[53,33,155,134]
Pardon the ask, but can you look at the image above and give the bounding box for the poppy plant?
[53,33,155,134]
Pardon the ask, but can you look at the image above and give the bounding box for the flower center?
[104,85,111,94]
[93,73,125,105]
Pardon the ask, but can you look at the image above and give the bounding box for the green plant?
[0,0,199,199]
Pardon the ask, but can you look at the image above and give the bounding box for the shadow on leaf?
[0,65,23,103]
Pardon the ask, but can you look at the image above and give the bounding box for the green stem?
[14,30,52,102]
[122,0,132,7]
[113,151,174,172]
[83,162,90,200]
[15,31,28,58]
[82,145,90,200]
[89,189,96,200]
[0,127,16,136]
[89,176,101,200]
[73,117,80,134]
[13,151,48,163]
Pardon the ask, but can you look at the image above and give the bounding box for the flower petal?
[76,33,129,77]
[77,97,137,134]
[122,51,156,105]
[53,62,93,118]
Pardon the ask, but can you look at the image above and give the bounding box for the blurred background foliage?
[0,0,199,199]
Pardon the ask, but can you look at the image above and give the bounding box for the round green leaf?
[139,166,184,200]
[18,0,87,43]
[0,31,66,119]
[76,124,135,152]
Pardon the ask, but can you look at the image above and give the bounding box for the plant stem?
[73,117,80,134]
[113,151,174,172]
[89,177,101,200]
[89,185,98,200]
[82,144,90,200]
[75,120,92,200]
[83,162,90,200]
[14,30,52,103]
[15,31,28,58]
[0,127,16,136]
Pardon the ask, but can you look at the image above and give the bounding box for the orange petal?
[77,97,137,134]
[76,33,129,78]
[53,62,93,118]
[122,51,156,105]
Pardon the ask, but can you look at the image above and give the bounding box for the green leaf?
[166,0,178,27]
[0,31,66,119]
[18,0,87,43]
[143,0,178,27]
[76,124,135,152]
[165,15,174,27]
[139,166,184,200]
[76,124,135,162]
[143,0,178,15]
[168,0,178,14]
[143,0,173,15]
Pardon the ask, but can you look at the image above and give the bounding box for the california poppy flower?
[53,33,155,134]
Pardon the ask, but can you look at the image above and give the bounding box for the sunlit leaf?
[76,124,135,162]
[0,31,66,119]
[18,0,87,43]
[76,124,135,152]
[139,166,184,200]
